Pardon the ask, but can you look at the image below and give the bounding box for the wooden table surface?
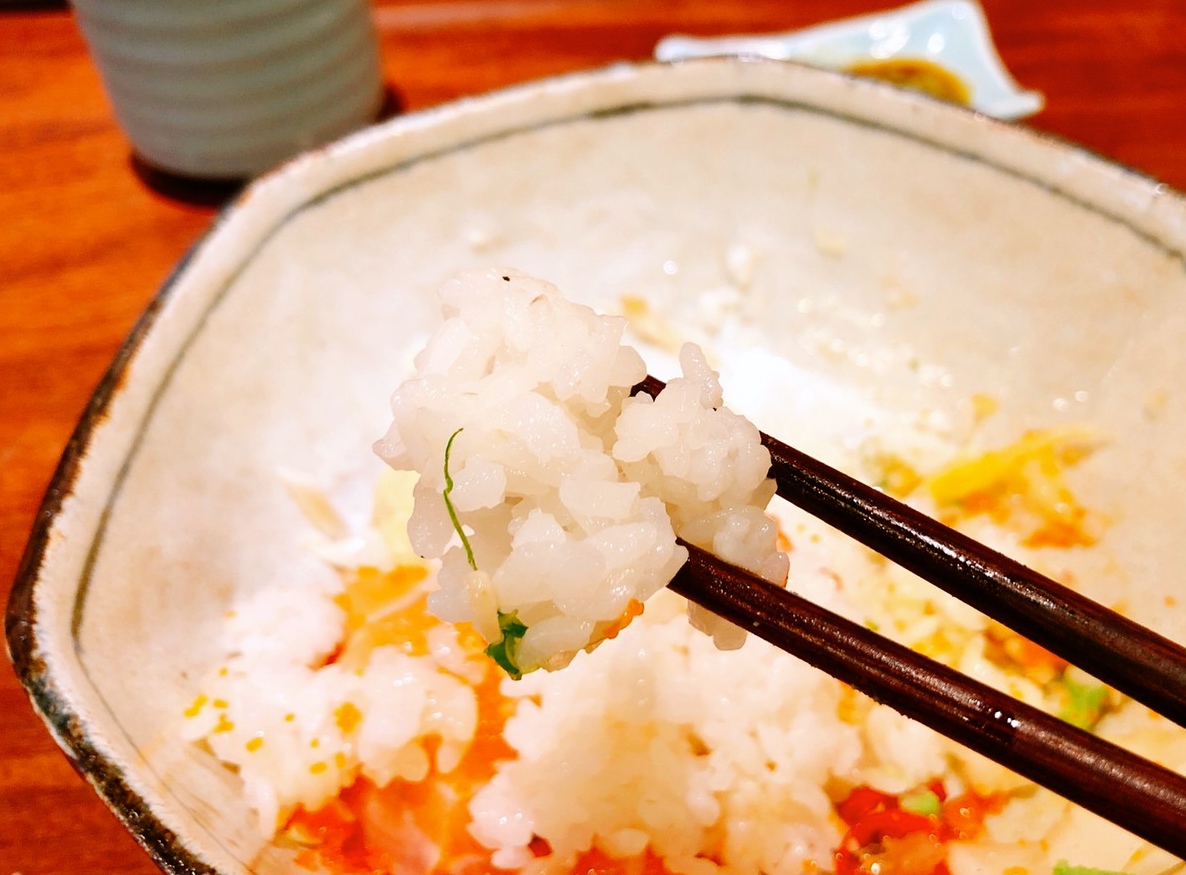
[3,1,1186,871]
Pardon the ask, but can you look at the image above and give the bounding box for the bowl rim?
[7,55,1186,875]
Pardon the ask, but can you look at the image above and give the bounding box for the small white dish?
[655,0,1043,119]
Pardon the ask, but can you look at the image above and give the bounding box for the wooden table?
[3,1,1186,871]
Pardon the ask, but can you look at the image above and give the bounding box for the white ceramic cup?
[71,0,385,180]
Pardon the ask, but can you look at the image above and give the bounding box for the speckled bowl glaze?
[8,58,1186,875]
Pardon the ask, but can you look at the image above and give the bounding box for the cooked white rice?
[372,269,786,672]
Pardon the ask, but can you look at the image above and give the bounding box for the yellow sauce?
[845,58,972,106]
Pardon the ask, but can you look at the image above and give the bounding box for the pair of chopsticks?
[634,376,1186,858]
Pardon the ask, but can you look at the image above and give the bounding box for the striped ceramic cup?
[71,0,385,180]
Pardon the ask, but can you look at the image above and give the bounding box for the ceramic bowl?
[8,57,1186,874]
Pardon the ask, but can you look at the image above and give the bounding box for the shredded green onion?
[485,611,528,680]
[1057,677,1108,731]
[443,428,477,571]
[442,431,526,678]
[1053,861,1127,875]
[899,788,942,817]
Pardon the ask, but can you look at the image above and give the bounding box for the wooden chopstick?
[635,375,1186,729]
[760,413,1186,729]
[669,540,1186,858]
[632,375,1186,855]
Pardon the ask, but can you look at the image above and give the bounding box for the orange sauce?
[846,58,971,106]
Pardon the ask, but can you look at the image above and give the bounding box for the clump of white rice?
[373,269,787,672]
[467,585,869,875]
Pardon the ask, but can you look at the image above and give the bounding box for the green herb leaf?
[1057,678,1108,730]
[1053,861,1128,875]
[443,428,477,571]
[899,788,941,817]
[484,611,528,680]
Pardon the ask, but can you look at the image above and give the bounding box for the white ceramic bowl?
[8,58,1186,874]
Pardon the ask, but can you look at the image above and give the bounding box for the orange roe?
[598,599,645,643]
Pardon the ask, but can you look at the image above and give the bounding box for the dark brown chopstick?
[635,375,1186,729]
[670,540,1186,858]
[762,414,1186,727]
